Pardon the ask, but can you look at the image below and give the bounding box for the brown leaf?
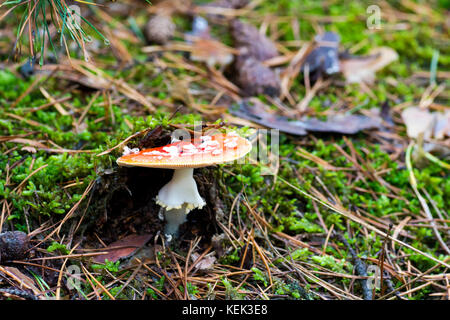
[191,252,217,270]
[208,0,250,9]
[92,234,152,264]
[0,231,29,262]
[0,266,41,297]
[339,47,398,84]
[230,98,382,135]
[21,146,37,153]
[402,106,450,140]
[190,38,235,67]
[185,16,235,67]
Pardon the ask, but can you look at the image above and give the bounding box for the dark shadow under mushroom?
[75,129,220,251]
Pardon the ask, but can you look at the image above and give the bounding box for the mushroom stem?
[156,168,206,235]
[164,207,188,236]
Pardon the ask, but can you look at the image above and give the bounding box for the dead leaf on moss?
[92,234,152,264]
[191,252,217,270]
[230,98,382,135]
[208,0,250,10]
[190,38,235,68]
[185,16,235,68]
[0,266,42,298]
[40,59,156,112]
[401,106,450,139]
[339,47,398,84]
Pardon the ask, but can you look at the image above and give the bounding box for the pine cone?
[234,53,280,97]
[144,14,176,45]
[0,231,29,262]
[231,19,278,61]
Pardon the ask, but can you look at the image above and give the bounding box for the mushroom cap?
[117,133,252,169]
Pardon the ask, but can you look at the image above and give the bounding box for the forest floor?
[0,0,449,300]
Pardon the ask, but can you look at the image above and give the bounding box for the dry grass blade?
[0,266,43,299]
[12,164,48,194]
[405,142,450,255]
[279,41,316,101]
[96,128,149,157]
[279,177,450,269]
[39,87,69,116]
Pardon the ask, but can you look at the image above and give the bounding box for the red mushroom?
[117,133,252,238]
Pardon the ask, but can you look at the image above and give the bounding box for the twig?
[337,234,372,300]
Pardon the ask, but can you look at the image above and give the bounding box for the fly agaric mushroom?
[116,133,252,237]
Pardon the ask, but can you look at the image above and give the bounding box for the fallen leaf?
[190,38,235,67]
[185,16,235,67]
[21,146,37,153]
[0,266,41,297]
[92,234,152,264]
[191,252,217,270]
[301,115,382,134]
[208,0,250,9]
[119,245,160,269]
[339,47,398,84]
[230,98,382,135]
[401,106,450,139]
[434,110,450,139]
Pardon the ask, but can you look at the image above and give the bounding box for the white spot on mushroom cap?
[182,143,197,150]
[144,150,166,156]
[198,139,219,150]
[224,137,238,148]
[163,145,180,157]
[122,146,140,156]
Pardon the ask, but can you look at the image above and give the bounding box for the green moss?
[1,0,448,299]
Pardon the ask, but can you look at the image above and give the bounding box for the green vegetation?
[0,0,448,300]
